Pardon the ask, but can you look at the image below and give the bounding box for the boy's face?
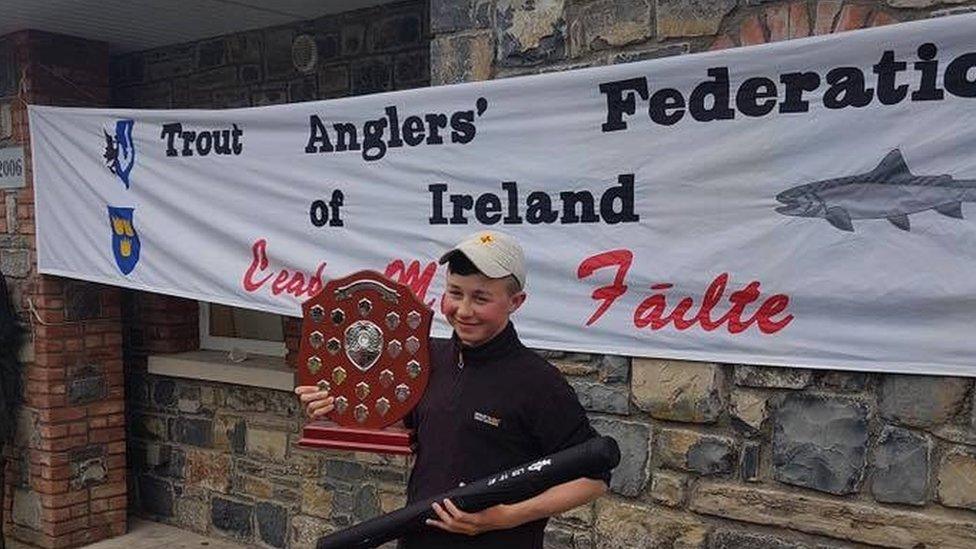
[441,271,526,347]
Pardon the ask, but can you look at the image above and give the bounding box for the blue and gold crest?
[108,206,140,275]
[103,119,136,188]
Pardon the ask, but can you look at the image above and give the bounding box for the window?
[198,302,286,357]
[148,302,291,391]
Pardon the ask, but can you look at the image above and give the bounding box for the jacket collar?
[452,322,521,365]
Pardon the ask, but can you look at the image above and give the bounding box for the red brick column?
[0,30,129,549]
[19,279,127,548]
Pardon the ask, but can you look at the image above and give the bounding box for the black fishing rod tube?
[316,435,620,549]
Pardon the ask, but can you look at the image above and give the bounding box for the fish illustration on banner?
[103,119,136,188]
[776,149,976,232]
[108,206,140,274]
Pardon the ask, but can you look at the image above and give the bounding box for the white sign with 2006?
[0,146,24,189]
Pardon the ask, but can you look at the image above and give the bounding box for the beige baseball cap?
[439,230,526,289]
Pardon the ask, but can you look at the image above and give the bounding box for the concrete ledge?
[148,350,294,391]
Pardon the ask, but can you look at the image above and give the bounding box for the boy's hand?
[294,385,335,419]
[426,499,515,536]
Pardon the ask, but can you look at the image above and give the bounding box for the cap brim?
[440,247,511,279]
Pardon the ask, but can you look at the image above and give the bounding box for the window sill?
[147,350,294,392]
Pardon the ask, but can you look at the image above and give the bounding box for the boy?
[296,230,608,548]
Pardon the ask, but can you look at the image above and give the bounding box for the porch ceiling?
[0,0,398,53]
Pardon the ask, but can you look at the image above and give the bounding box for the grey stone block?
[0,249,29,278]
[0,234,29,249]
[256,502,287,548]
[687,437,736,475]
[544,524,593,549]
[239,64,262,85]
[289,76,318,102]
[368,12,424,52]
[212,497,253,539]
[937,447,976,510]
[68,373,107,404]
[772,394,868,495]
[11,488,40,528]
[730,389,767,431]
[632,359,724,423]
[318,63,350,94]
[570,380,629,415]
[224,386,299,415]
[815,370,869,392]
[394,50,429,88]
[657,428,734,473]
[598,355,630,384]
[496,0,567,67]
[431,32,494,85]
[740,442,761,482]
[590,417,650,496]
[317,33,341,60]
[734,364,812,389]
[70,446,107,489]
[191,66,238,91]
[155,445,186,479]
[291,515,334,548]
[227,418,247,454]
[226,32,264,64]
[879,374,970,428]
[133,413,167,440]
[4,196,16,234]
[197,39,226,69]
[568,0,652,57]
[350,57,393,96]
[354,484,381,521]
[326,459,366,483]
[340,23,365,57]
[264,28,298,80]
[273,486,301,505]
[431,0,493,33]
[872,426,930,505]
[650,470,686,507]
[152,378,177,408]
[708,530,820,549]
[172,417,213,448]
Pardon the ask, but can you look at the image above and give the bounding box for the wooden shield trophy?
[296,271,433,455]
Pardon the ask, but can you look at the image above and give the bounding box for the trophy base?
[298,422,415,455]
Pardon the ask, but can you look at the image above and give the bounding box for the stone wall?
[431,1,976,548]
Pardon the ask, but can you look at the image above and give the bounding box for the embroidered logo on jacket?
[473,411,501,427]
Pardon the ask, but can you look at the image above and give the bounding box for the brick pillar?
[21,279,126,548]
[0,30,128,549]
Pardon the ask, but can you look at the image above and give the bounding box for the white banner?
[30,14,976,375]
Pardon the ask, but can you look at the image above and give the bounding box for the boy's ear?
[509,291,527,313]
